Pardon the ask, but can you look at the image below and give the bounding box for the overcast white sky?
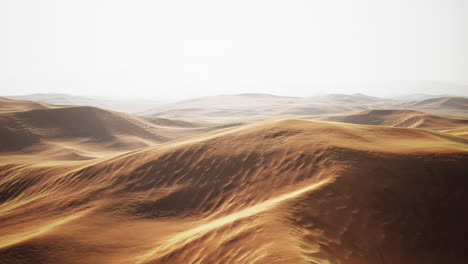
[1,0,467,98]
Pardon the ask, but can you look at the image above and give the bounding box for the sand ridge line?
[136,178,332,264]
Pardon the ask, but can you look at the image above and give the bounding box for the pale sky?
[1,0,467,98]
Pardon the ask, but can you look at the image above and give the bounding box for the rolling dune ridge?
[0,99,234,162]
[1,118,467,263]
[307,109,468,131]
[401,97,468,116]
[0,98,54,114]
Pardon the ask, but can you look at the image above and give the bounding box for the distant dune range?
[398,96,468,116]
[0,98,236,162]
[6,94,165,113]
[141,94,468,120]
[307,109,468,133]
[405,96,468,109]
[6,93,468,119]
[140,93,386,120]
[0,97,468,263]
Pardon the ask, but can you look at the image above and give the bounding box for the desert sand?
[141,94,468,122]
[6,94,165,114]
[0,98,238,163]
[0,98,468,263]
[306,109,468,132]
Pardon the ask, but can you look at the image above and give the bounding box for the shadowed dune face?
[8,107,157,141]
[1,119,468,264]
[0,106,166,157]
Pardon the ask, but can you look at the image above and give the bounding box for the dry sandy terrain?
[397,96,468,116]
[6,94,165,114]
[0,98,237,163]
[0,98,468,263]
[141,93,388,121]
[142,93,468,121]
[306,109,468,137]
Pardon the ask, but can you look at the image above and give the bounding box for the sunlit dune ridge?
[1,119,468,264]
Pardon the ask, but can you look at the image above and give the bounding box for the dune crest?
[307,109,468,132]
[1,118,467,263]
[0,99,237,162]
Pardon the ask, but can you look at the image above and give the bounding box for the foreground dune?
[1,119,467,264]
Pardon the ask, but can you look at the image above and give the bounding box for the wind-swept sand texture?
[440,127,468,138]
[1,119,467,264]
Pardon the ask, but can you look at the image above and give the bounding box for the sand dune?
[0,97,54,113]
[9,93,466,121]
[309,93,385,104]
[0,106,166,154]
[407,96,468,108]
[6,94,165,114]
[307,109,468,132]
[440,127,468,138]
[400,96,468,116]
[0,99,234,163]
[1,119,467,263]
[141,92,468,121]
[142,93,383,121]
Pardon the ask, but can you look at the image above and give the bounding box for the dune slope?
[142,93,384,120]
[0,119,467,264]
[308,109,468,131]
[408,96,468,109]
[0,97,53,113]
[0,99,228,162]
[0,106,168,153]
[400,96,468,116]
[6,94,165,113]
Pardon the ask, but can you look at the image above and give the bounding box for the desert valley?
[0,93,467,264]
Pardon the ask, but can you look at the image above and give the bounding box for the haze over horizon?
[2,0,467,98]
[3,80,468,100]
